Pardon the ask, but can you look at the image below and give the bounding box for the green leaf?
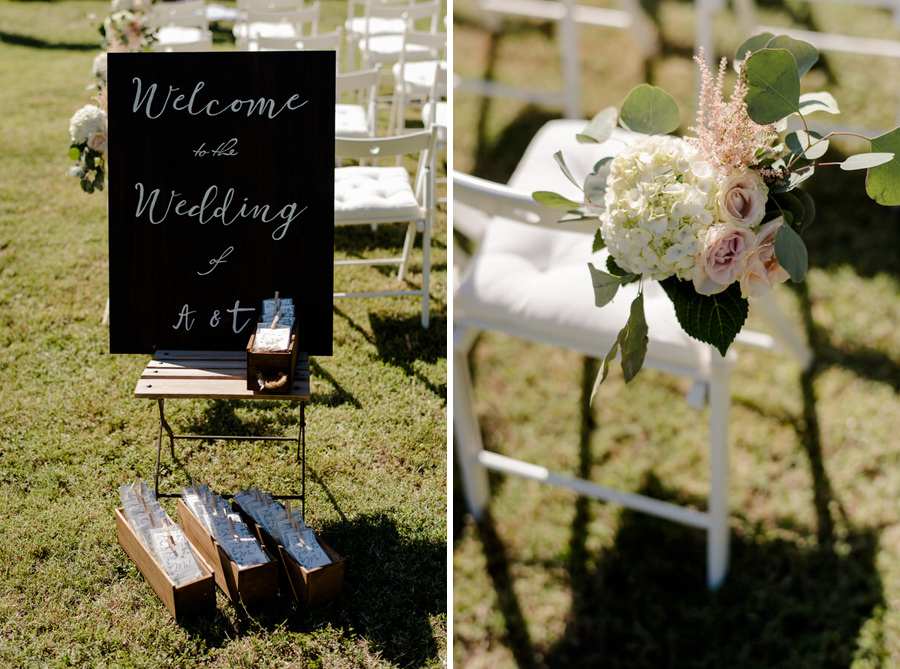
[592,229,606,253]
[583,157,612,203]
[592,328,623,400]
[792,187,816,231]
[840,152,894,171]
[771,164,815,193]
[734,32,775,69]
[619,292,648,382]
[660,278,749,356]
[553,151,583,192]
[785,130,829,160]
[744,49,801,124]
[533,191,583,209]
[619,84,680,136]
[770,191,806,229]
[774,224,808,282]
[799,91,840,116]
[576,107,618,144]
[587,263,622,307]
[867,128,900,205]
[766,34,818,77]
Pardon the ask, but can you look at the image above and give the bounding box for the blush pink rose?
[739,217,791,298]
[693,223,755,295]
[88,132,108,160]
[718,169,768,228]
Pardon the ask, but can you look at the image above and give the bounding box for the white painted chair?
[335,65,382,140]
[333,127,437,327]
[148,0,213,51]
[256,29,343,72]
[389,28,447,134]
[234,3,320,51]
[455,0,658,119]
[344,0,416,71]
[453,119,813,589]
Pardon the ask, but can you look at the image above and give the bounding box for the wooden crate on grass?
[176,499,279,606]
[232,500,345,605]
[115,507,216,620]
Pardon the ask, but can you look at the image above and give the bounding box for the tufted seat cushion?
[335,104,371,138]
[334,166,422,221]
[455,120,708,371]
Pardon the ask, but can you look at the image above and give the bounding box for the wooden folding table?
[134,349,310,515]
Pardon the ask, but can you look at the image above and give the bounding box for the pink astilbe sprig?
[689,48,780,180]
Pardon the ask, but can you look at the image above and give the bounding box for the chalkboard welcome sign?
[108,51,334,355]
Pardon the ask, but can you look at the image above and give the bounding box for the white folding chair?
[345,0,416,71]
[234,3,320,50]
[256,29,343,72]
[333,127,437,327]
[148,0,213,51]
[389,28,447,134]
[335,65,382,140]
[455,0,658,119]
[454,120,813,589]
[358,1,442,66]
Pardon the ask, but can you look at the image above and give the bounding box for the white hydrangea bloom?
[92,52,108,85]
[601,135,719,281]
[69,104,107,146]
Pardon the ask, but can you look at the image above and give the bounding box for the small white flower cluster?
[68,104,106,146]
[602,135,718,281]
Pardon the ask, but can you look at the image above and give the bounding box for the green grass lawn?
[0,2,446,666]
[453,0,900,666]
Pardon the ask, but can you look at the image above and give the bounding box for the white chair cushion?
[360,34,427,58]
[335,104,371,138]
[422,101,447,130]
[334,166,422,221]
[456,120,708,370]
[392,59,445,92]
[156,26,206,45]
[346,17,406,36]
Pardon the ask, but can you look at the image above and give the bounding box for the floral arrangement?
[67,0,155,193]
[535,33,900,389]
[67,90,108,194]
[100,0,156,53]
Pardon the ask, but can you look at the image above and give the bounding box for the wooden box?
[176,499,279,606]
[115,507,216,620]
[232,500,345,605]
[245,321,299,394]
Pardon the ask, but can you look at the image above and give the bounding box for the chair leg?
[453,329,490,519]
[398,221,417,280]
[707,352,732,590]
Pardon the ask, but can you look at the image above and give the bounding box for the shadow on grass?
[310,357,363,409]
[181,512,445,666]
[369,312,448,400]
[0,31,97,51]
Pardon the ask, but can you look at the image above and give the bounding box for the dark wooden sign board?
[108,51,334,355]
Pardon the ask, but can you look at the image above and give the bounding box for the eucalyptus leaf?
[584,156,613,203]
[766,34,818,77]
[553,151,583,192]
[592,327,623,400]
[592,229,606,253]
[867,128,900,205]
[588,263,622,307]
[620,292,648,382]
[770,191,806,229]
[799,91,840,116]
[576,107,618,144]
[840,152,894,171]
[774,224,808,282]
[771,164,815,193]
[785,130,829,160]
[533,190,583,209]
[660,278,748,356]
[619,84,680,136]
[734,32,775,69]
[744,48,801,124]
